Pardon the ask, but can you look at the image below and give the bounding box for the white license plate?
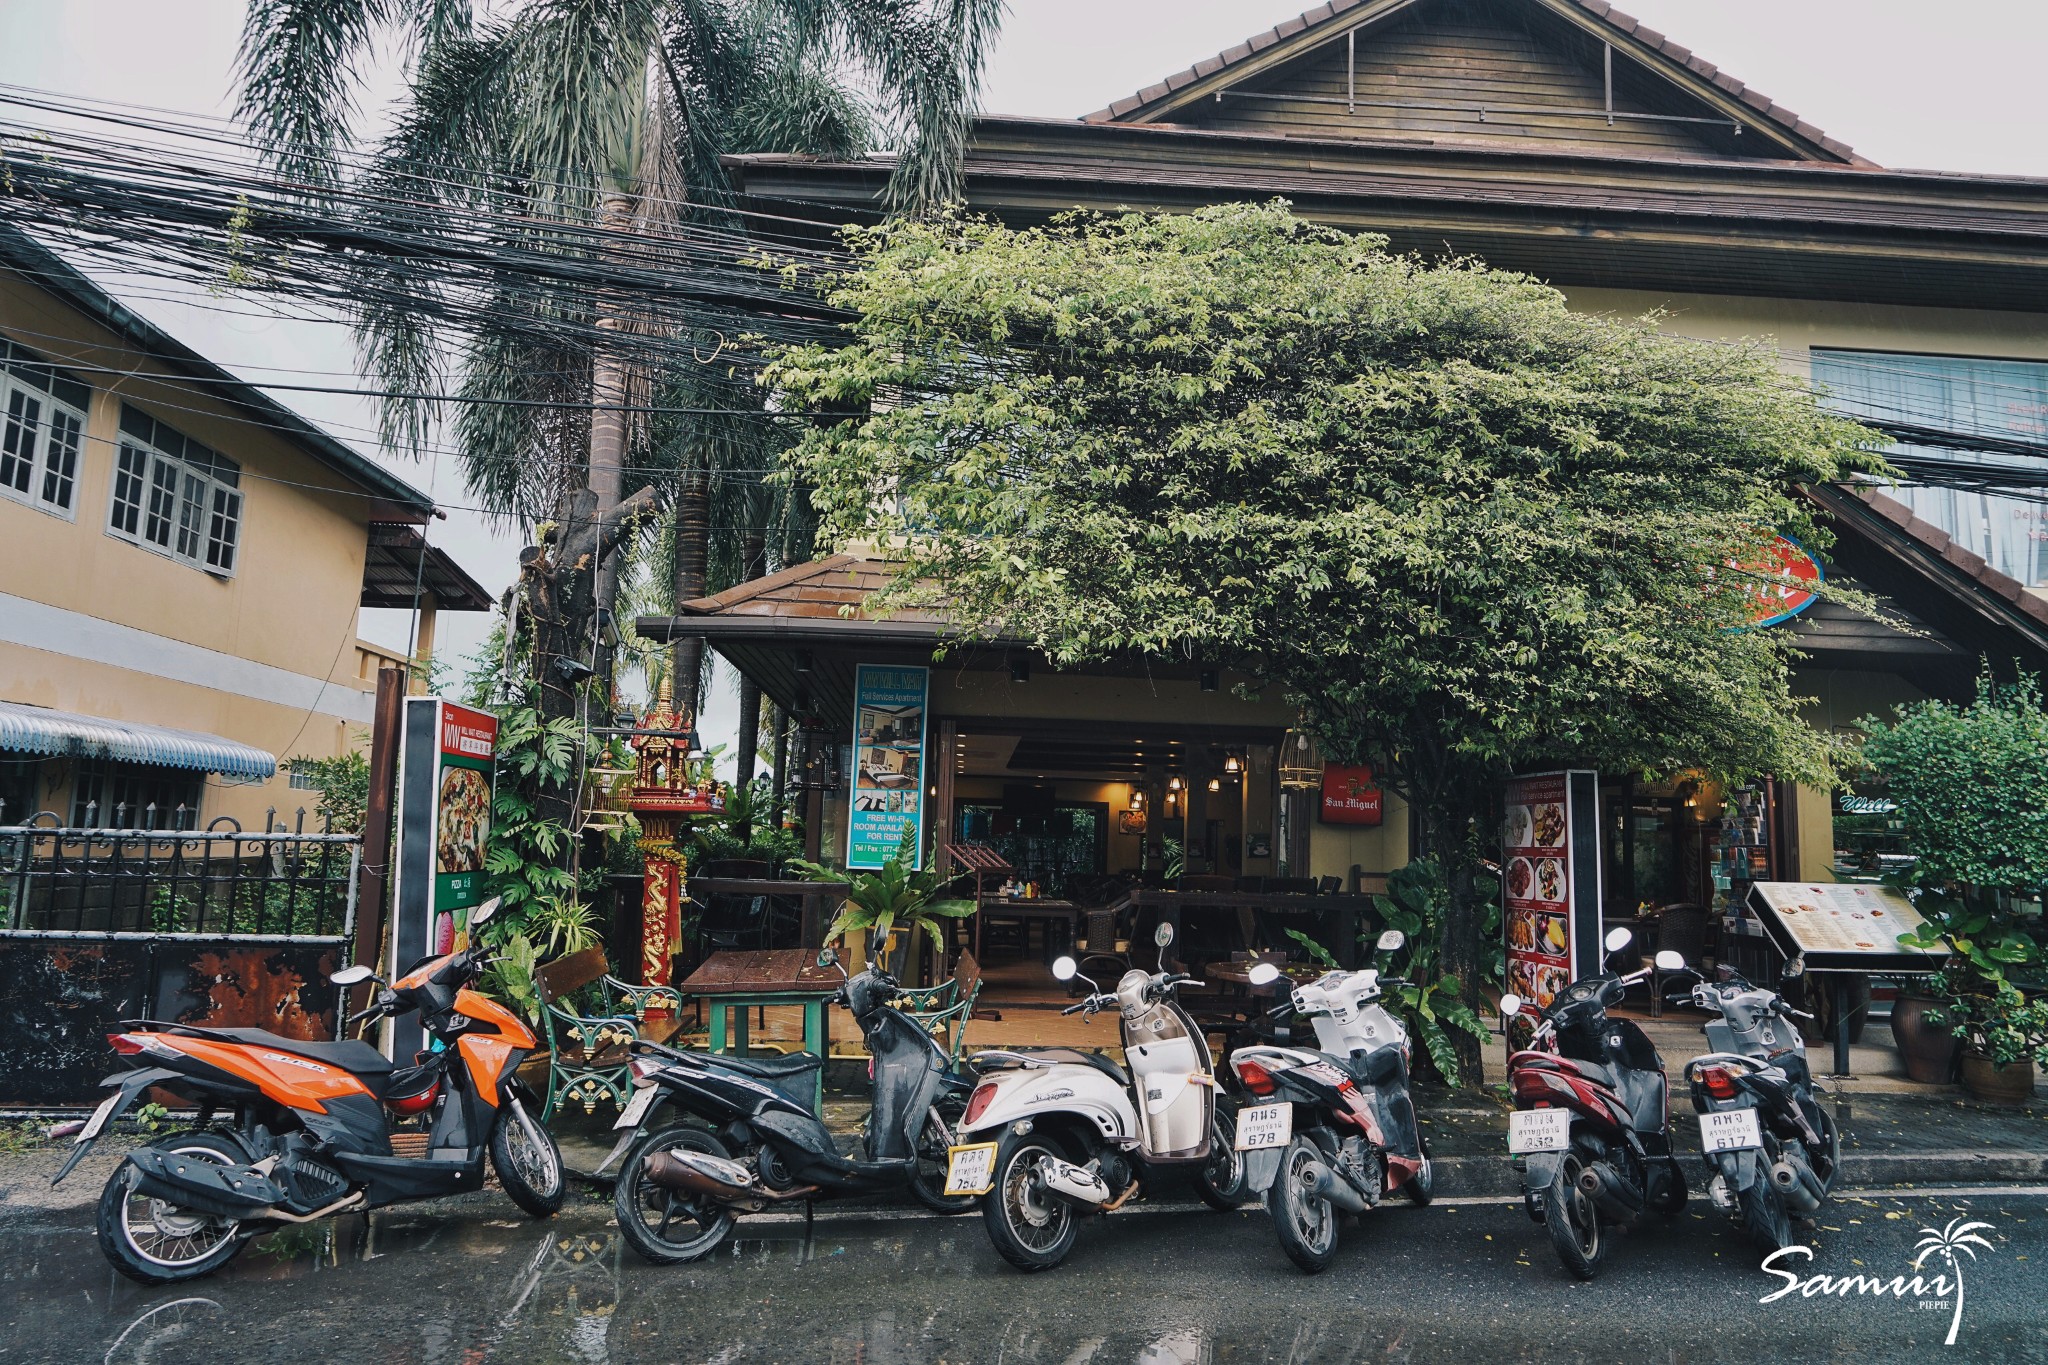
[612,1084,657,1131]
[944,1142,998,1197]
[1507,1107,1570,1154]
[1701,1107,1763,1152]
[1235,1102,1293,1151]
[77,1093,120,1143]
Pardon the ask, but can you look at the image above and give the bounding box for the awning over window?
[0,701,276,779]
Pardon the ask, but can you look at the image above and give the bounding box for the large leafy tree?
[236,0,1002,715]
[767,203,1886,1074]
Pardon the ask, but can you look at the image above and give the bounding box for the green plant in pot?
[1863,671,2048,1099]
[790,832,975,985]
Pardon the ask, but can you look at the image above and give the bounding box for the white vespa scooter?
[943,923,1242,1270]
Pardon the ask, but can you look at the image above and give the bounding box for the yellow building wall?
[0,273,387,829]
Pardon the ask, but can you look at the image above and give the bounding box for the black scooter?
[609,947,975,1263]
[1676,956,1841,1251]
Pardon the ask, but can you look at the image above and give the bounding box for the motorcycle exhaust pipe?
[1576,1163,1644,1221]
[1302,1161,1371,1215]
[643,1148,817,1208]
[1041,1157,1114,1207]
[1770,1158,1824,1213]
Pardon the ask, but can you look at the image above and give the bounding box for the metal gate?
[0,811,359,1106]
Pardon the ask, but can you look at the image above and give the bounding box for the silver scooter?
[944,923,1242,1271]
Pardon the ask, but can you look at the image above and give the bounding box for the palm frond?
[236,0,410,191]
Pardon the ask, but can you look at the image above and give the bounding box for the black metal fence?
[0,808,360,940]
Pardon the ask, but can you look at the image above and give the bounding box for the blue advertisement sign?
[849,664,929,869]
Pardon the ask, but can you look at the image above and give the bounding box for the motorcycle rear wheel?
[613,1126,739,1265]
[491,1098,565,1217]
[982,1131,1077,1272]
[1195,1109,1248,1211]
[1811,1106,1842,1198]
[1403,1137,1434,1206]
[1647,1156,1688,1216]
[1739,1165,1794,1252]
[1269,1137,1340,1274]
[1544,1153,1606,1280]
[96,1131,254,1285]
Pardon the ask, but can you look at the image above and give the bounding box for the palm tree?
[1913,1217,1997,1345]
[235,0,1004,715]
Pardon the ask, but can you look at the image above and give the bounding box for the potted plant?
[790,833,975,986]
[1863,672,2048,1100]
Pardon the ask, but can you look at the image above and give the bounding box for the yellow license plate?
[943,1141,998,1197]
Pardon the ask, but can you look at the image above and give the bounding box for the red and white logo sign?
[440,703,498,759]
[1320,764,1383,826]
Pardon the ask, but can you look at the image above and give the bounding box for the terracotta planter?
[1890,993,1962,1085]
[1960,1050,2037,1106]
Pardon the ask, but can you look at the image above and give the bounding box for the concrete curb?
[1431,1150,2048,1198]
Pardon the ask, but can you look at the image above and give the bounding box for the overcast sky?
[3,0,2045,771]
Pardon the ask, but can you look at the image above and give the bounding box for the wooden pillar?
[409,591,439,695]
[933,719,957,871]
[350,666,405,1021]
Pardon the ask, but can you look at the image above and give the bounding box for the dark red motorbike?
[1501,929,1689,1279]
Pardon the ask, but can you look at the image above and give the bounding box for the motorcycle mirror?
[1052,956,1079,982]
[1376,929,1406,953]
[1246,962,1283,986]
[1654,949,1686,972]
[1153,922,1175,949]
[469,896,501,929]
[330,965,375,986]
[1499,993,1524,1017]
[1604,926,1633,954]
[1782,955,1806,979]
[816,947,839,970]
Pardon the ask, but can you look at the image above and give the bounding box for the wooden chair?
[531,946,685,1119]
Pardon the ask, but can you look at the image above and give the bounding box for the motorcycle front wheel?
[1269,1136,1339,1274]
[613,1125,739,1265]
[906,1094,978,1215]
[1544,1152,1606,1280]
[95,1132,254,1285]
[491,1098,565,1217]
[982,1131,1078,1271]
[1195,1108,1248,1211]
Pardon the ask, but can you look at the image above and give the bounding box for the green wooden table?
[679,949,840,1115]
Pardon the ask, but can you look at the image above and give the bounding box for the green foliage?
[1284,928,1339,969]
[1369,861,1491,1087]
[690,781,802,871]
[282,746,371,834]
[1925,970,2048,1068]
[481,682,585,926]
[133,1102,169,1135]
[480,930,542,1023]
[525,895,600,959]
[791,830,975,959]
[1160,837,1185,882]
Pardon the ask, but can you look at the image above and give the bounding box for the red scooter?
[1501,929,1689,1279]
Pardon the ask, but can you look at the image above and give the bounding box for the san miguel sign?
[1320,764,1383,826]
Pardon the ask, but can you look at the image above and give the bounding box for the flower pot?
[1890,992,1962,1085]
[1959,1050,2037,1106]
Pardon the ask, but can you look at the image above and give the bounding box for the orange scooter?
[53,897,563,1284]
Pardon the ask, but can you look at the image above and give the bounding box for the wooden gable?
[1090,0,1867,165]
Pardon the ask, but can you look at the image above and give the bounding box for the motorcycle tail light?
[964,1081,998,1127]
[1235,1058,1278,1097]
[1510,1069,1557,1105]
[628,1056,665,1084]
[107,1033,145,1056]
[1699,1065,1740,1100]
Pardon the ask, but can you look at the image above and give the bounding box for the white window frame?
[0,345,89,521]
[106,404,242,577]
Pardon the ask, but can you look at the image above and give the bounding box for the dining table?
[676,949,842,1114]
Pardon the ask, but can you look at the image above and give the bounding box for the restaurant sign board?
[1744,881,1948,973]
[1733,535,1823,630]
[850,664,929,869]
[1502,770,1602,1009]
[392,696,497,1058]
[1319,764,1383,826]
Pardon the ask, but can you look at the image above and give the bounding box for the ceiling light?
[1223,753,1243,774]
[1167,775,1184,792]
[1207,777,1222,793]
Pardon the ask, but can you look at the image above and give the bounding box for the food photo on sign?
[1501,773,1582,1008]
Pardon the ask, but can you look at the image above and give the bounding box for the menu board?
[1502,771,1602,1008]
[1746,881,1949,972]
[849,664,929,869]
[393,697,498,1059]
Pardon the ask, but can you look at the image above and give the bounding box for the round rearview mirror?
[469,896,501,929]
[1782,955,1806,979]
[1604,926,1633,953]
[1153,922,1175,949]
[1247,962,1283,987]
[1655,950,1686,971]
[1052,956,1079,982]
[330,965,374,986]
[1376,929,1406,953]
[816,947,839,970]
[1499,993,1524,1017]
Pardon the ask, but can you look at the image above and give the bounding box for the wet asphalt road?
[2,1186,2044,1365]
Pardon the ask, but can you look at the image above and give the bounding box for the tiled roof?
[1085,0,1869,166]
[676,554,953,631]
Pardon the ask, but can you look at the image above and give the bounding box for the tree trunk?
[670,468,711,714]
[768,703,789,828]
[588,191,636,692]
[1414,780,1495,1088]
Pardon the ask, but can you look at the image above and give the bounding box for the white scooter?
[943,923,1242,1270]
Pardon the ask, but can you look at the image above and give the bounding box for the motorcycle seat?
[204,1030,396,1077]
[703,1050,824,1080]
[990,1048,1130,1087]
